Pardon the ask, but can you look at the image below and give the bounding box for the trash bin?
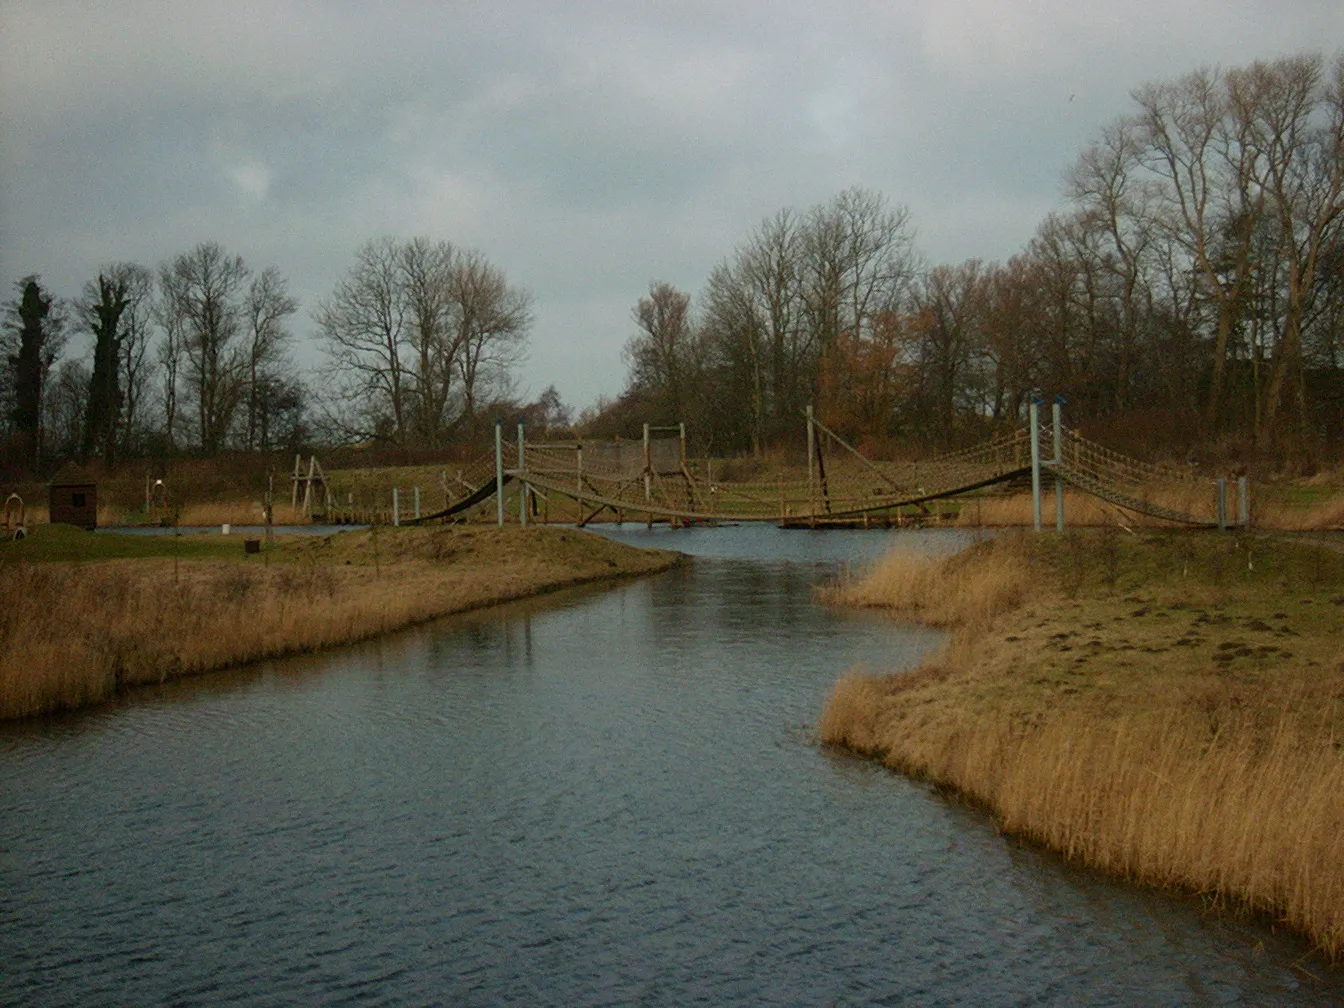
[244,539,261,554]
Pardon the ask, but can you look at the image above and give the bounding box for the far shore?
[0,523,683,720]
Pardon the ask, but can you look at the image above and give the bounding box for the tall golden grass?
[172,501,307,526]
[819,535,1344,962]
[819,537,1033,627]
[957,486,1344,530]
[0,527,678,719]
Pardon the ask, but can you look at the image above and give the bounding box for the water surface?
[2,525,1337,1006]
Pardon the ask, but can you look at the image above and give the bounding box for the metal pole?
[518,422,527,527]
[1030,400,1042,532]
[392,486,400,527]
[1216,477,1227,532]
[495,421,505,526]
[1052,400,1064,533]
[1238,476,1250,527]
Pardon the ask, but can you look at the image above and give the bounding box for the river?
[2,525,1338,1006]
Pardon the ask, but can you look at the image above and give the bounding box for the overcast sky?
[3,1,1341,412]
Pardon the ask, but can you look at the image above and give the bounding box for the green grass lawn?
[0,522,267,563]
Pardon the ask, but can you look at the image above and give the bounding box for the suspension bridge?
[397,404,1245,532]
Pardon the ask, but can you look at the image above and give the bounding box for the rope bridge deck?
[407,421,1217,528]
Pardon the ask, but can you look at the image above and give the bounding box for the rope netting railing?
[1053,428,1213,525]
[874,429,1031,496]
[404,418,1216,526]
[1057,428,1198,488]
[517,428,1038,521]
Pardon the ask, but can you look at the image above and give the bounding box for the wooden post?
[301,456,317,516]
[1238,475,1250,527]
[1216,477,1227,532]
[414,485,421,521]
[313,457,332,514]
[392,487,400,527]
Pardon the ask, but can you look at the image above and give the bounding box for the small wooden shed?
[50,482,98,530]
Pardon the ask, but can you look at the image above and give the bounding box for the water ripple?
[3,528,1339,1005]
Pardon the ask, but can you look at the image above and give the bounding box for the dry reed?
[0,526,678,720]
[819,532,1344,962]
[958,485,1344,531]
[819,537,1034,627]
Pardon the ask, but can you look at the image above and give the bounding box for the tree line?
[610,53,1344,465]
[0,238,538,475]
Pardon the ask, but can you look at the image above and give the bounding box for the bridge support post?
[1052,400,1064,533]
[495,421,505,527]
[518,423,528,528]
[1216,477,1227,532]
[1030,399,1042,532]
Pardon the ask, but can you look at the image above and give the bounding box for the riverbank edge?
[1,525,685,721]
[817,531,1344,965]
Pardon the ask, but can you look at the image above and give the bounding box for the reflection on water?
[2,526,1337,1006]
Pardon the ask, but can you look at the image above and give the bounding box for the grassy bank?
[818,530,1344,962]
[0,523,681,720]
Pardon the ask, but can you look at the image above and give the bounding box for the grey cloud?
[3,1,1342,410]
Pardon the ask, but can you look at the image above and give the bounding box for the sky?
[3,1,1342,414]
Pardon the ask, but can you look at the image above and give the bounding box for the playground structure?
[4,493,24,535]
[400,402,1248,532]
[291,455,333,517]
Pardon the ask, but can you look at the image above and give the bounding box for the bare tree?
[242,266,298,450]
[626,281,698,423]
[1235,54,1344,445]
[451,250,532,422]
[44,358,91,462]
[400,237,459,443]
[1134,65,1263,431]
[316,238,413,444]
[154,299,185,452]
[114,267,155,457]
[159,243,250,453]
[913,260,987,431]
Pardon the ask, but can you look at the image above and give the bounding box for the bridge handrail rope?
[1060,428,1197,486]
[406,415,1214,528]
